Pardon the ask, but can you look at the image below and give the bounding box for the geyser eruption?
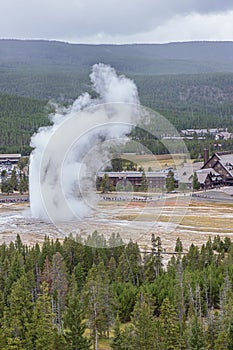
[29,64,140,223]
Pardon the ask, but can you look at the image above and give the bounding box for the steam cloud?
[29,64,140,223]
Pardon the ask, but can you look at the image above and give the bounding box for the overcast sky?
[2,0,233,43]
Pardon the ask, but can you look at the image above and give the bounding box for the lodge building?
[97,171,168,190]
[98,149,233,191]
[0,154,21,165]
[195,149,233,188]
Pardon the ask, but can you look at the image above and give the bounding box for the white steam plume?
[29,63,140,222]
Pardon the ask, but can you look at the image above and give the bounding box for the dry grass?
[103,198,233,248]
[98,338,112,350]
[180,215,233,230]
[121,153,187,170]
[1,196,233,253]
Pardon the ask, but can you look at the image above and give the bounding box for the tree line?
[1,71,233,156]
[1,232,233,349]
[1,158,29,194]
[0,94,51,155]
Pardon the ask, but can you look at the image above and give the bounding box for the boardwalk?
[0,194,29,204]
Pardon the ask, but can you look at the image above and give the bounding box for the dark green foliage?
[0,94,50,155]
[140,170,148,191]
[127,292,157,349]
[166,170,175,192]
[111,315,123,350]
[111,282,138,322]
[0,275,33,348]
[175,237,183,253]
[9,169,18,191]
[100,174,112,193]
[51,252,69,330]
[192,171,200,190]
[28,282,57,350]
[63,275,90,350]
[18,174,28,194]
[144,234,164,281]
[0,233,233,348]
[116,240,143,285]
[1,179,13,194]
[186,315,206,350]
[84,261,114,349]
[159,297,181,349]
[1,41,233,157]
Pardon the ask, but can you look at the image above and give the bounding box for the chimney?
[203,148,209,165]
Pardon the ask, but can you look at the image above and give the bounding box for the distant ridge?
[0,39,233,74]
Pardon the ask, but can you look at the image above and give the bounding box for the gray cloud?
[1,0,233,42]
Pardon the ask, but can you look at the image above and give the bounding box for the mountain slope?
[1,40,233,74]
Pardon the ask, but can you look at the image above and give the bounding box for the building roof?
[97,171,167,178]
[181,128,224,135]
[202,152,233,178]
[178,162,202,184]
[196,168,220,184]
[0,154,21,159]
[212,153,233,177]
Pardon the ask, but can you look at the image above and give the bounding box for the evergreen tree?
[0,275,33,349]
[159,298,181,350]
[1,169,7,181]
[3,250,25,297]
[9,168,18,191]
[130,292,157,350]
[108,256,117,282]
[41,255,52,292]
[111,282,138,322]
[100,174,112,193]
[140,170,148,192]
[0,169,8,194]
[111,158,123,172]
[186,315,206,350]
[63,275,90,350]
[111,315,123,350]
[214,273,233,349]
[51,252,68,331]
[1,179,13,194]
[192,172,200,190]
[166,170,175,192]
[144,235,164,281]
[84,262,114,349]
[175,237,183,253]
[206,309,219,350]
[74,262,85,291]
[19,174,28,194]
[17,157,29,175]
[153,235,163,278]
[174,261,186,347]
[1,337,25,350]
[2,234,233,350]
[116,240,142,286]
[28,282,57,350]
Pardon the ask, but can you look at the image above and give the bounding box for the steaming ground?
[1,195,233,251]
[18,62,232,250]
[29,64,140,222]
[29,63,188,226]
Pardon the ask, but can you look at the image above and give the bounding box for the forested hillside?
[1,40,233,155]
[1,233,233,349]
[1,40,233,74]
[0,94,50,154]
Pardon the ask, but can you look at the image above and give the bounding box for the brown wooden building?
[0,154,21,165]
[97,171,167,190]
[202,151,233,186]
